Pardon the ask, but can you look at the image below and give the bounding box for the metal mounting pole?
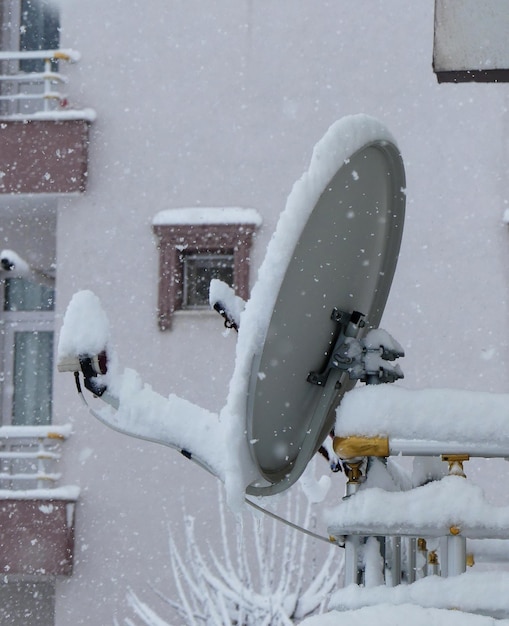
[447,528,466,576]
[385,536,402,586]
[406,537,417,583]
[343,459,365,585]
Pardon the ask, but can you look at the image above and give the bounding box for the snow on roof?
[152,207,262,226]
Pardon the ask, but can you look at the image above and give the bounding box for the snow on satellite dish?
[224,114,406,496]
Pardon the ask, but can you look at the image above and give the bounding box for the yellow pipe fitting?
[449,525,461,536]
[343,460,364,484]
[428,550,438,565]
[441,454,469,477]
[333,435,389,459]
[47,432,66,440]
[52,51,72,61]
[466,553,475,567]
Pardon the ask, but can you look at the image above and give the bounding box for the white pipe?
[447,534,467,576]
[344,536,361,585]
[406,537,417,583]
[386,536,401,587]
[388,438,509,458]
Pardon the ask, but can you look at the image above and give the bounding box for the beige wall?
[47,1,509,623]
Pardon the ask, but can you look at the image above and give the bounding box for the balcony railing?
[0,423,73,491]
[0,424,79,577]
[0,49,94,118]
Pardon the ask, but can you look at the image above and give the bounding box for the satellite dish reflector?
[242,115,406,496]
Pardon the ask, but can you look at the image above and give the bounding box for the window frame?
[153,221,259,330]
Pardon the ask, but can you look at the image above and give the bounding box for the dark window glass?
[4,277,54,312]
[0,581,55,624]
[20,0,60,72]
[12,330,53,425]
[183,253,234,308]
[3,277,54,425]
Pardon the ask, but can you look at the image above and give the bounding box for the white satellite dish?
[245,119,406,496]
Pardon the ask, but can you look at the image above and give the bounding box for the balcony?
[0,424,79,577]
[433,0,509,82]
[0,49,95,194]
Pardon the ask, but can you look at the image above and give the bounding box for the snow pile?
[329,571,509,618]
[0,248,30,276]
[96,369,225,480]
[58,290,227,480]
[0,109,98,122]
[57,290,112,361]
[209,278,246,329]
[326,475,509,538]
[335,384,509,444]
[301,603,509,626]
[0,486,80,501]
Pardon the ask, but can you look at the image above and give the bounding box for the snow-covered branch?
[125,488,342,625]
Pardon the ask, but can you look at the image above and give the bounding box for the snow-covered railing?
[0,424,72,491]
[0,49,80,116]
[324,383,509,617]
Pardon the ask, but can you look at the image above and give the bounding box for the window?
[19,0,60,72]
[0,579,54,624]
[1,0,59,56]
[0,0,60,114]
[182,252,234,309]
[1,277,54,425]
[152,208,261,330]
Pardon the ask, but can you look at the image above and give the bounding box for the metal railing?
[0,49,80,116]
[0,424,72,490]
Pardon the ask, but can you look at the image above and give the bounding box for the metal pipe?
[344,536,361,585]
[385,536,401,586]
[406,537,417,583]
[447,533,467,576]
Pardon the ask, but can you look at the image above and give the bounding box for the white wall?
[51,1,509,623]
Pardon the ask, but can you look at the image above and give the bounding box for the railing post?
[0,49,81,115]
[37,437,46,489]
[405,537,417,583]
[447,530,467,576]
[43,57,51,113]
[385,536,402,586]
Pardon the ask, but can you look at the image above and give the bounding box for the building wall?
[50,1,509,624]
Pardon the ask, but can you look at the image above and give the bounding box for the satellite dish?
[244,116,406,496]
